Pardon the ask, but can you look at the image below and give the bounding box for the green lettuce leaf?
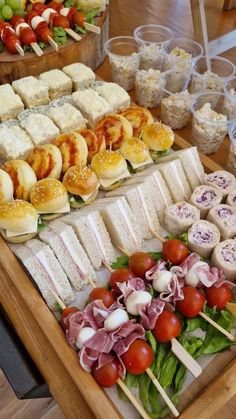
[111,256,129,269]
[148,252,163,263]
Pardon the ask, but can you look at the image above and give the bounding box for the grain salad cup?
[223,76,236,120]
[135,68,169,108]
[105,36,141,91]
[227,123,236,176]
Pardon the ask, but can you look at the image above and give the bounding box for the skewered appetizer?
[0,20,23,55]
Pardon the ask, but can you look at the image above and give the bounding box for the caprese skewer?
[10,16,43,56]
[26,11,58,51]
[0,20,24,56]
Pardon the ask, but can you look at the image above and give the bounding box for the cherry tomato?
[176,286,206,318]
[10,16,24,28]
[128,252,155,278]
[72,12,86,28]
[32,2,47,14]
[92,358,120,388]
[89,287,115,308]
[163,239,189,265]
[109,268,136,291]
[5,36,19,54]
[61,306,79,331]
[38,27,52,43]
[47,2,63,12]
[121,339,154,375]
[20,28,36,45]
[205,284,232,310]
[153,311,181,343]
[53,15,70,28]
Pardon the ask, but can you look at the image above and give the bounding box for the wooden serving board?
[0,133,235,419]
[0,9,109,84]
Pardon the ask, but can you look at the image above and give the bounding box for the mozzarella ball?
[76,327,96,349]
[104,308,129,332]
[185,261,209,287]
[125,291,152,316]
[153,270,173,292]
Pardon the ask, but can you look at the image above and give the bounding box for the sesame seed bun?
[2,160,37,201]
[78,128,106,163]
[94,114,133,150]
[63,165,99,196]
[91,150,127,180]
[0,169,14,203]
[26,144,62,180]
[120,137,151,164]
[53,132,88,174]
[141,122,174,151]
[121,106,154,137]
[30,179,69,213]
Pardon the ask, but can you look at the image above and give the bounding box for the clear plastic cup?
[191,56,235,94]
[135,68,170,108]
[223,76,236,120]
[191,92,235,155]
[161,70,192,129]
[105,36,141,91]
[162,37,203,71]
[227,123,236,176]
[134,24,173,70]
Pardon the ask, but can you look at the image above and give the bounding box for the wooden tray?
[0,9,109,84]
[0,133,235,419]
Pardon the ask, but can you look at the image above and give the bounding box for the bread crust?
[30,179,69,212]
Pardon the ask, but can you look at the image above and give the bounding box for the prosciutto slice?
[83,300,122,330]
[139,298,166,330]
[117,277,146,302]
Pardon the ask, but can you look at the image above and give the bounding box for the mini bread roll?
[53,132,88,174]
[188,220,220,259]
[2,160,37,201]
[91,150,127,179]
[119,137,152,164]
[141,122,174,153]
[78,128,106,163]
[63,165,99,204]
[26,144,62,180]
[94,114,133,150]
[121,106,154,137]
[164,201,200,236]
[0,169,14,203]
[30,179,69,215]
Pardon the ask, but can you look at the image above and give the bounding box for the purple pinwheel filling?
[217,208,233,219]
[196,190,217,206]
[207,174,230,189]
[190,227,214,244]
[221,243,236,264]
[170,203,195,219]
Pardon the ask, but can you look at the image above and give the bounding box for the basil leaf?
[116,383,128,401]
[52,27,68,45]
[148,251,163,263]
[111,256,129,269]
[38,41,47,50]
[124,372,138,388]
[146,331,157,355]
[64,0,76,7]
[177,232,188,244]
[74,24,87,34]
[186,317,206,332]
[148,382,161,414]
[138,373,151,413]
[86,7,100,21]
[159,350,179,389]
[155,343,167,379]
[159,394,180,418]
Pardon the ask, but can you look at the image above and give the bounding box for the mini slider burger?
[0,169,14,203]
[141,122,174,160]
[91,150,130,191]
[63,165,100,208]
[26,144,62,180]
[119,137,153,172]
[2,159,37,201]
[0,200,39,243]
[30,179,70,221]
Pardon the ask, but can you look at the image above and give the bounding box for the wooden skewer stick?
[146,368,179,417]
[31,42,44,56]
[199,311,235,341]
[171,338,202,377]
[149,229,166,243]
[116,244,131,257]
[51,289,67,310]
[65,29,82,41]
[225,302,236,317]
[15,43,24,56]
[48,36,58,51]
[117,378,151,419]
[84,22,101,34]
[102,260,114,273]
[199,0,211,71]
[87,276,96,289]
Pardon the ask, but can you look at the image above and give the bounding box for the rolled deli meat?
[226,189,236,208]
[190,185,223,218]
[164,201,200,236]
[211,239,236,281]
[203,170,236,199]
[188,220,221,259]
[207,204,236,240]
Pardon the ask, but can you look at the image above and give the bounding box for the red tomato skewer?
[59,7,101,34]
[10,16,43,56]
[26,11,58,51]
[0,21,24,56]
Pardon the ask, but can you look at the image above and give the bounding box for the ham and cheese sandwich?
[26,144,62,180]
[63,165,100,208]
[119,137,153,170]
[120,106,154,137]
[157,160,191,202]
[53,132,88,175]
[12,76,49,108]
[0,84,24,122]
[61,209,116,270]
[20,113,60,146]
[2,160,37,201]
[49,103,86,133]
[0,124,34,160]
[62,63,96,90]
[94,114,133,150]
[91,81,130,111]
[72,88,111,127]
[91,150,130,190]
[211,239,236,281]
[207,204,236,240]
[39,69,72,100]
[10,239,74,309]
[39,220,96,289]
[164,201,200,236]
[78,128,106,163]
[190,185,223,218]
[203,171,236,200]
[188,220,221,259]
[0,169,14,203]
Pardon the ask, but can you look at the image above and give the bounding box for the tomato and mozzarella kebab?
[11,16,38,47]
[0,20,23,55]
[26,11,56,45]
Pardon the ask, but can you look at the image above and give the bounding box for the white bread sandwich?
[106,183,161,240]
[61,209,116,270]
[188,220,220,259]
[121,106,154,137]
[53,132,88,175]
[48,103,86,133]
[157,160,191,202]
[164,201,200,236]
[10,240,74,309]
[91,150,130,191]
[0,169,14,203]
[0,200,39,243]
[30,179,70,221]
[141,122,174,161]
[20,113,60,146]
[203,171,236,200]
[89,196,143,253]
[62,63,96,90]
[2,160,37,201]
[91,81,130,111]
[94,114,133,150]
[12,76,49,108]
[211,239,236,281]
[0,124,34,160]
[26,144,62,180]
[78,128,106,163]
[119,137,153,171]
[72,88,111,127]
[63,165,99,208]
[39,220,96,289]
[190,185,223,218]
[39,69,73,100]
[0,84,24,122]
[207,204,236,240]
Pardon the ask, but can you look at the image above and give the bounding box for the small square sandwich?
[62,63,96,90]
[0,124,34,160]
[91,81,130,111]
[72,88,111,127]
[39,69,73,100]
[39,220,96,289]
[157,160,191,203]
[48,103,87,133]
[61,209,116,270]
[20,113,60,146]
[12,76,49,108]
[10,239,74,310]
[0,84,24,122]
